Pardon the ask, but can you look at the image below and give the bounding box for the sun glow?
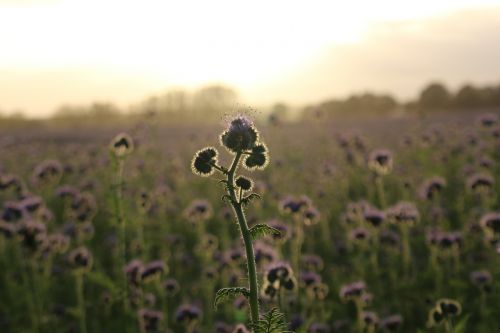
[0,0,498,115]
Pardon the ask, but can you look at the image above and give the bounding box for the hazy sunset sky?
[1,0,500,117]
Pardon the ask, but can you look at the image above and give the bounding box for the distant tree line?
[413,81,500,111]
[1,81,499,126]
[302,81,500,120]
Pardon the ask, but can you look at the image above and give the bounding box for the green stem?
[375,176,386,208]
[76,273,87,333]
[401,225,411,277]
[113,157,128,313]
[227,151,260,326]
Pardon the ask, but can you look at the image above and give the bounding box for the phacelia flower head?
[220,116,259,153]
[184,199,213,223]
[387,202,419,226]
[368,149,393,175]
[261,261,296,299]
[32,159,63,185]
[67,246,93,272]
[2,201,25,222]
[124,259,144,287]
[163,278,180,297]
[278,195,312,214]
[363,208,385,228]
[361,311,379,328]
[175,304,202,324]
[141,260,167,283]
[110,132,134,157]
[419,176,447,200]
[17,220,47,252]
[380,314,403,331]
[480,212,500,235]
[436,298,462,317]
[428,298,461,327]
[467,173,495,194]
[301,254,324,271]
[470,270,493,291]
[478,112,498,128]
[192,147,219,176]
[306,281,329,300]
[339,281,366,301]
[138,309,163,332]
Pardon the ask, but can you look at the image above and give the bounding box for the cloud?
[246,6,500,104]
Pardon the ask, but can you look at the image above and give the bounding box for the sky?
[1,0,500,117]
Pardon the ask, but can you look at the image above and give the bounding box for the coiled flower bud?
[192,147,219,176]
[235,176,253,191]
[243,143,269,170]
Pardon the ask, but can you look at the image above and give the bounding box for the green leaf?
[251,308,293,333]
[240,193,261,206]
[86,271,119,295]
[454,314,470,333]
[249,224,281,240]
[214,287,250,309]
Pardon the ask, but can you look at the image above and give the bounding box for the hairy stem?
[227,151,260,326]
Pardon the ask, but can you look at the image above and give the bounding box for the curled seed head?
[191,147,219,177]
